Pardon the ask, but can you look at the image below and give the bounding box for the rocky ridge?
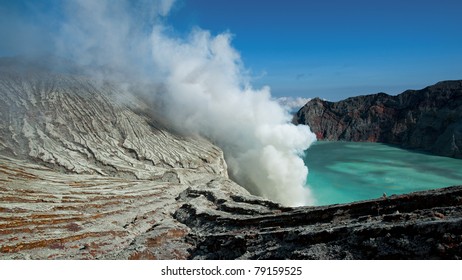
[293,80,462,158]
[1,66,461,259]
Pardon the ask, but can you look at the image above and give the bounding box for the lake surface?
[304,141,462,206]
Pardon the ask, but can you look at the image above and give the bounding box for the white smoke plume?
[4,0,317,206]
[150,27,317,205]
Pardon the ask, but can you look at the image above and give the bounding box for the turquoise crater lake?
[304,141,462,206]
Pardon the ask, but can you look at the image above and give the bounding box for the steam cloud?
[150,27,316,205]
[3,0,317,206]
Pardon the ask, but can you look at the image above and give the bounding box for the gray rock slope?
[0,71,228,180]
[293,81,462,158]
[1,66,461,259]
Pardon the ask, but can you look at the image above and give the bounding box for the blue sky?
[168,0,462,100]
[1,0,462,101]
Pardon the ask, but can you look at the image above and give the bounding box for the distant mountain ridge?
[293,80,462,158]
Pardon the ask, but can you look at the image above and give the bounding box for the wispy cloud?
[295,73,305,80]
[276,96,312,112]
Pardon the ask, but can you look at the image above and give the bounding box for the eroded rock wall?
[293,81,462,158]
[0,72,228,180]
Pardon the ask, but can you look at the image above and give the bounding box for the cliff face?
[293,81,462,158]
[1,64,461,259]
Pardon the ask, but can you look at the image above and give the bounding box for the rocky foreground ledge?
[1,64,461,259]
[1,158,461,259]
[178,186,462,259]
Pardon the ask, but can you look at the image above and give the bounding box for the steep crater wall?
[0,71,228,181]
[293,80,462,158]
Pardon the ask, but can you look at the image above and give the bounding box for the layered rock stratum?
[293,81,462,158]
[1,62,461,259]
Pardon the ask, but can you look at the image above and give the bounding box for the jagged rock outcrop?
[293,80,462,158]
[1,61,461,259]
[177,185,462,259]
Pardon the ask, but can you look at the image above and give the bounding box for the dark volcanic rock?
[177,186,462,260]
[293,80,462,158]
